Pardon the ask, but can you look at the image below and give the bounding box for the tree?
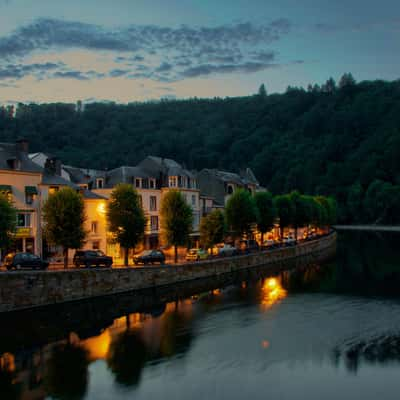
[0,194,16,256]
[322,77,336,93]
[107,184,146,266]
[200,210,226,250]
[274,194,295,239]
[254,191,276,243]
[225,189,258,238]
[258,83,267,98]
[339,72,356,89]
[289,191,312,240]
[43,187,86,269]
[160,190,193,263]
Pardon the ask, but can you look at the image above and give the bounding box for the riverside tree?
[225,189,258,239]
[160,190,193,263]
[200,210,226,250]
[107,184,146,266]
[254,191,276,243]
[274,194,295,239]
[289,191,313,240]
[0,193,16,256]
[43,187,86,269]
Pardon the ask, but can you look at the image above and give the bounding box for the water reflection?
[260,277,287,310]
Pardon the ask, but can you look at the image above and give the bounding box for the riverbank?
[334,225,400,232]
[0,232,336,313]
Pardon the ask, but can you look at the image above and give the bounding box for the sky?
[0,0,399,103]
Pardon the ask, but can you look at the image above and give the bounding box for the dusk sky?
[0,0,399,103]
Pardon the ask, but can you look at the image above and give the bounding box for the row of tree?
[200,189,337,250]
[0,185,336,267]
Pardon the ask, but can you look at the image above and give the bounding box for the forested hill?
[1,77,400,224]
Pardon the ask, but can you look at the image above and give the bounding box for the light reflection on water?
[1,231,400,399]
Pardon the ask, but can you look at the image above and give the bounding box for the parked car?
[262,239,276,249]
[4,252,49,271]
[238,239,260,253]
[186,248,209,262]
[217,244,238,257]
[283,236,296,246]
[133,250,165,265]
[73,250,113,268]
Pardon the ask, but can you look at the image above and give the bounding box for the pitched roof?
[0,142,43,173]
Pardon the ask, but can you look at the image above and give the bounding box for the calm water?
[1,231,400,400]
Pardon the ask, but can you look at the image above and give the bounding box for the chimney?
[16,138,29,154]
[44,157,62,176]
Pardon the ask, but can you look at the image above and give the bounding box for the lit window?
[91,221,98,234]
[49,186,59,195]
[150,196,157,211]
[150,216,159,231]
[92,241,100,250]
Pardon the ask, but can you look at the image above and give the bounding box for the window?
[150,216,159,231]
[91,221,98,234]
[135,178,141,188]
[150,196,157,211]
[169,176,177,187]
[92,241,100,250]
[138,195,143,207]
[142,178,149,189]
[49,186,59,195]
[17,213,31,227]
[192,195,196,207]
[96,178,104,189]
[149,179,155,189]
[25,193,34,205]
[227,184,234,195]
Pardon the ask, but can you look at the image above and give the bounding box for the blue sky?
[0,0,399,103]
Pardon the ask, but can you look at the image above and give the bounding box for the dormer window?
[96,178,104,189]
[7,158,21,170]
[135,178,141,188]
[227,184,234,195]
[169,176,177,187]
[149,179,155,189]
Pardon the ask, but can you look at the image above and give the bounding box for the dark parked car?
[73,250,113,268]
[4,252,49,271]
[133,250,165,265]
[238,239,260,253]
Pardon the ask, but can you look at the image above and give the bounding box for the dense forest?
[1,74,400,224]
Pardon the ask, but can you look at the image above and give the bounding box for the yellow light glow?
[260,277,287,310]
[97,202,106,215]
[80,330,111,361]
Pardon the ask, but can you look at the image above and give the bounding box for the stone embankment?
[0,232,336,313]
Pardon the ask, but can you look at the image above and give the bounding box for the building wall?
[0,170,42,256]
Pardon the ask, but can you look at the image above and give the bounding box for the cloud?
[0,61,63,80]
[181,61,278,78]
[0,17,292,82]
[52,70,90,80]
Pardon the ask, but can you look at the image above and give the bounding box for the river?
[1,231,400,400]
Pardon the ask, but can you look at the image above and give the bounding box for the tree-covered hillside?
[1,76,400,224]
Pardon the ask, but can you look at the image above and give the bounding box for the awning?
[0,185,12,193]
[25,186,38,195]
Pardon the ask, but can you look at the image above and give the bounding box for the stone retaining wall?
[0,232,336,313]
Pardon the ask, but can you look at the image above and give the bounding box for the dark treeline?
[1,74,400,224]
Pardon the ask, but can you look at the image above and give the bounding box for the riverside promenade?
[0,232,337,313]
